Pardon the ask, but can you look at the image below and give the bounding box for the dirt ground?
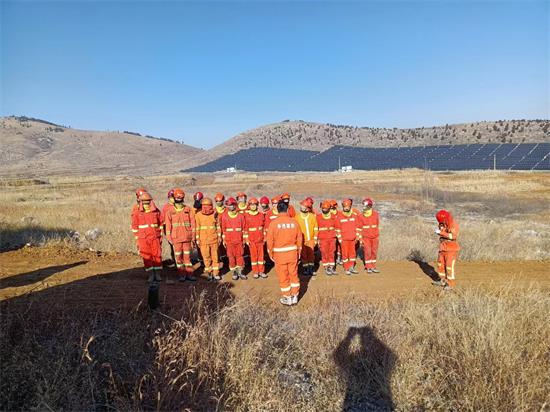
[1,246,549,313]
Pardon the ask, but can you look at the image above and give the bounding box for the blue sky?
[1,1,548,148]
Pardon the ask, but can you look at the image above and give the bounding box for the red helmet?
[342,199,353,208]
[135,187,147,198]
[300,199,310,207]
[194,191,204,201]
[281,193,290,200]
[173,188,185,201]
[321,200,332,210]
[362,197,373,206]
[248,197,259,205]
[140,192,153,201]
[271,195,281,204]
[215,192,225,202]
[330,199,338,208]
[305,196,314,204]
[436,210,451,224]
[260,196,270,205]
[167,189,175,198]
[236,191,247,198]
[225,197,238,206]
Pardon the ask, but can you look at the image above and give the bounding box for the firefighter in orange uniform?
[259,196,270,214]
[280,193,296,217]
[316,200,338,275]
[336,199,360,275]
[131,191,163,282]
[433,209,460,290]
[358,198,380,273]
[160,189,176,267]
[220,197,247,280]
[244,197,267,279]
[236,192,248,214]
[266,202,303,306]
[165,188,197,282]
[195,197,222,281]
[296,199,318,276]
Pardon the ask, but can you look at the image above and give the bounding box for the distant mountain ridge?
[0,116,203,177]
[1,116,548,177]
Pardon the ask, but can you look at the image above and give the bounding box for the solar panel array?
[185,143,550,172]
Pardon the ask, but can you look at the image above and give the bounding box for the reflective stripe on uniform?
[172,222,191,227]
[290,282,300,288]
[280,286,291,292]
[318,227,334,231]
[199,226,216,230]
[247,227,263,231]
[273,245,298,252]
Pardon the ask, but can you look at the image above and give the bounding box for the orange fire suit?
[296,211,318,271]
[165,205,196,276]
[195,209,220,276]
[316,213,338,268]
[244,210,266,274]
[220,211,246,271]
[266,213,303,297]
[336,210,360,270]
[358,210,380,270]
[437,218,460,287]
[132,203,163,272]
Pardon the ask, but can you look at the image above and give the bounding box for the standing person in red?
[433,210,460,291]
[192,192,204,214]
[165,188,197,282]
[220,197,247,280]
[280,193,296,217]
[358,198,380,273]
[214,193,227,266]
[160,189,176,268]
[131,192,163,282]
[244,197,267,279]
[214,193,226,215]
[266,202,303,306]
[316,200,338,275]
[336,199,360,275]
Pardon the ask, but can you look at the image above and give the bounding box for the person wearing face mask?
[316,200,339,275]
[220,197,247,280]
[244,197,267,279]
[236,192,248,214]
[357,198,380,274]
[259,196,270,214]
[195,197,222,281]
[296,199,318,276]
[131,191,163,283]
[335,199,360,275]
[165,188,197,282]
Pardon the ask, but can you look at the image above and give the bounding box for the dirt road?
[1,246,549,312]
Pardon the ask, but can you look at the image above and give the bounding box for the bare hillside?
[194,119,549,163]
[0,116,203,177]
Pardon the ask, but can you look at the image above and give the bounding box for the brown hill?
[192,119,549,164]
[0,116,203,177]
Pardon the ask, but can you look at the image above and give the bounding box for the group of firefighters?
[131,188,459,306]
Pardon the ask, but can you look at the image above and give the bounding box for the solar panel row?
[185,143,550,172]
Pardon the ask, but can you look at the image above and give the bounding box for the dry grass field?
[1,169,550,411]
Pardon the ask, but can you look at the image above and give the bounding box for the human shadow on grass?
[407,249,440,282]
[334,326,396,411]
[0,261,87,289]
